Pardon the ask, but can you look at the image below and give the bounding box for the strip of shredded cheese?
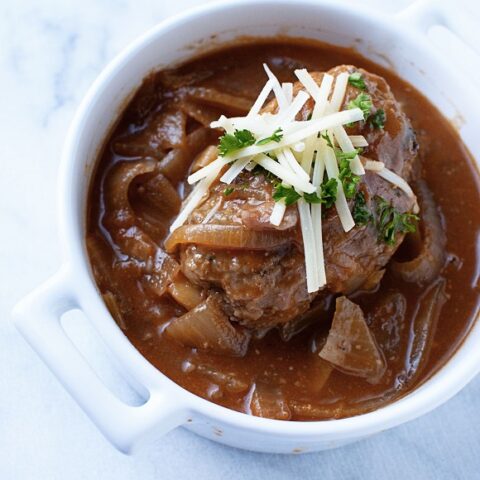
[220,157,252,184]
[247,79,273,117]
[263,63,288,111]
[188,157,228,184]
[170,165,222,232]
[349,135,369,147]
[255,154,316,193]
[282,82,293,105]
[297,199,319,293]
[364,159,385,172]
[270,200,287,226]
[312,143,327,287]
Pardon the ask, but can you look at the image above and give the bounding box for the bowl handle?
[396,0,480,84]
[12,267,188,453]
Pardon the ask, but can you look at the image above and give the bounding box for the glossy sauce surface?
[87,40,480,419]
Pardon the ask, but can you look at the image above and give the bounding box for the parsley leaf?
[348,92,373,120]
[375,196,419,245]
[218,129,255,156]
[223,187,234,196]
[257,127,283,146]
[273,184,301,206]
[335,148,361,162]
[368,109,386,129]
[348,72,367,90]
[352,191,373,225]
[321,132,334,149]
[319,178,338,208]
[338,158,361,199]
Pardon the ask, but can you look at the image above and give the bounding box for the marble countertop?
[1,0,479,478]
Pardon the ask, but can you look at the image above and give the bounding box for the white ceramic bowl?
[13,0,480,454]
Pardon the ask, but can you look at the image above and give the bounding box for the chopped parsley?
[272,184,301,206]
[273,178,337,208]
[338,158,361,199]
[352,191,373,226]
[375,196,419,245]
[368,109,386,129]
[335,148,362,162]
[347,92,373,120]
[348,72,367,90]
[317,178,338,208]
[223,187,234,196]
[218,129,255,156]
[257,127,283,146]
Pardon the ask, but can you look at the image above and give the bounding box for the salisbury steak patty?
[177,65,418,329]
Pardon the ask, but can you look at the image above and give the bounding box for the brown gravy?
[86,40,480,420]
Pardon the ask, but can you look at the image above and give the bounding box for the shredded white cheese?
[270,200,287,226]
[282,82,293,105]
[187,157,228,185]
[349,135,369,147]
[247,79,273,117]
[170,166,222,232]
[255,154,315,194]
[364,159,385,172]
[297,199,319,293]
[263,63,288,111]
[220,157,252,184]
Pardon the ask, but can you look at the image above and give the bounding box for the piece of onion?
[165,295,250,356]
[191,145,219,173]
[391,180,446,285]
[167,272,205,310]
[164,224,296,253]
[102,291,127,331]
[194,364,249,393]
[184,87,252,114]
[406,278,448,382]
[319,296,386,383]
[249,382,291,420]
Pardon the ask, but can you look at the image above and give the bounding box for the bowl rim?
[58,0,480,438]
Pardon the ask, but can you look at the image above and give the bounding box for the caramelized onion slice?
[184,87,252,114]
[102,291,127,331]
[158,128,219,184]
[165,224,296,253]
[250,382,291,420]
[181,100,223,127]
[193,363,249,393]
[320,296,386,383]
[143,252,180,298]
[165,294,250,356]
[391,180,446,285]
[407,278,448,381]
[167,272,205,310]
[191,145,219,173]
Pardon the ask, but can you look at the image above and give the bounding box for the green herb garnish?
[338,158,361,199]
[353,191,373,226]
[368,109,386,129]
[335,148,362,162]
[257,127,283,146]
[272,184,301,206]
[218,129,255,156]
[348,72,367,90]
[223,187,234,196]
[348,92,373,120]
[375,196,419,245]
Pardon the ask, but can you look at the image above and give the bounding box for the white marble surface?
[1,0,480,478]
